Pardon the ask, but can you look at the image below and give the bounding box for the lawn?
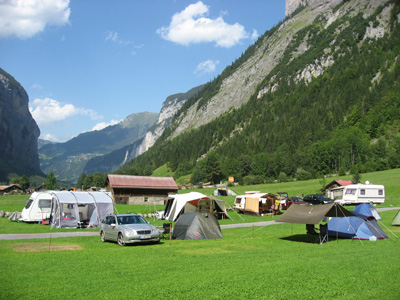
[0,209,399,299]
[0,169,399,299]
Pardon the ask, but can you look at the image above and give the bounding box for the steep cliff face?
[133,85,204,159]
[0,68,42,181]
[285,0,342,17]
[169,0,388,139]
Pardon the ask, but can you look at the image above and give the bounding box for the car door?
[104,215,117,241]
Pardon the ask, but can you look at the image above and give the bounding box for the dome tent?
[172,212,223,240]
[327,203,388,240]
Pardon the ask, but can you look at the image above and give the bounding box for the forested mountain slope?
[119,0,400,184]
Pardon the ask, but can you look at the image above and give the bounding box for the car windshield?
[117,216,147,225]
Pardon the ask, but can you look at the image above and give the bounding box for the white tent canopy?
[20,191,114,228]
[163,192,229,222]
[51,191,114,228]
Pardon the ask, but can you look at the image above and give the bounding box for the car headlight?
[125,230,136,237]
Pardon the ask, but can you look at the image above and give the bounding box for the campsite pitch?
[1,210,399,300]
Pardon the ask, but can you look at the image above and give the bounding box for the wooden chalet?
[324,180,354,199]
[0,184,24,195]
[105,174,178,205]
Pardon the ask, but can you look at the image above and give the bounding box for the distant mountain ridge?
[39,111,158,183]
[83,85,205,175]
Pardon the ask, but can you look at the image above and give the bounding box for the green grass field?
[0,210,399,299]
[0,169,399,299]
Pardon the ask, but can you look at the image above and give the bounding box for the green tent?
[172,212,223,240]
[392,210,400,226]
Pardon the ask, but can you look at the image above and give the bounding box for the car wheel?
[100,231,106,242]
[117,233,125,246]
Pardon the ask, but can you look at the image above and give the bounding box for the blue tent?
[327,204,388,240]
[353,203,381,220]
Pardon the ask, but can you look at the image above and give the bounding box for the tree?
[350,165,362,183]
[19,175,30,191]
[76,173,86,190]
[46,171,57,190]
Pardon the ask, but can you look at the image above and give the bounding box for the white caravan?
[334,183,385,205]
[233,195,246,212]
[20,191,114,228]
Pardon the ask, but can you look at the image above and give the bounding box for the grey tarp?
[275,203,354,224]
[172,212,223,240]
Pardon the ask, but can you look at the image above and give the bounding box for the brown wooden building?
[0,184,24,195]
[105,174,178,205]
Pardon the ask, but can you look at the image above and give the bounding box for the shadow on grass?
[280,234,332,244]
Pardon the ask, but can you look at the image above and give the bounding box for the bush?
[243,175,264,185]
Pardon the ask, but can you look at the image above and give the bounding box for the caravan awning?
[275,203,354,224]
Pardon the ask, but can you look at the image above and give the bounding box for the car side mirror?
[111,223,116,227]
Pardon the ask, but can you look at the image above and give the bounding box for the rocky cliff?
[169,0,387,139]
[0,68,42,182]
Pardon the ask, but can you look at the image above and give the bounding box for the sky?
[0,0,285,143]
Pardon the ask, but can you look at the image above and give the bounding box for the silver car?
[100,214,161,246]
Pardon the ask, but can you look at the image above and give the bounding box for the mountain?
[39,111,158,183]
[119,0,400,183]
[0,68,44,182]
[38,139,57,149]
[83,85,205,175]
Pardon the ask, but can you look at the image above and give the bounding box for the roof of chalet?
[106,174,178,191]
[0,184,23,191]
[325,180,354,190]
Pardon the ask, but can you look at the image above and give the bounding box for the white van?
[335,183,385,205]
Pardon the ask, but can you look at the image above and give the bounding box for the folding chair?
[318,224,329,244]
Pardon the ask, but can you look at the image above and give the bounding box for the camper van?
[20,191,114,228]
[233,195,246,212]
[334,183,385,205]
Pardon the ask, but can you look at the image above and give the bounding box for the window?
[39,199,52,209]
[378,190,383,195]
[360,189,365,195]
[144,197,148,203]
[345,189,356,195]
[24,199,33,209]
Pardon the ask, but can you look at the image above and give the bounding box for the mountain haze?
[83,85,205,175]
[39,111,158,183]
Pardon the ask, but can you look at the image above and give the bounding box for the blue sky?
[0,0,285,142]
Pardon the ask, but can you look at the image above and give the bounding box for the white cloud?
[40,133,58,142]
[157,1,248,48]
[30,97,101,126]
[91,120,121,131]
[0,0,71,39]
[31,83,43,90]
[194,59,220,75]
[251,29,259,41]
[105,31,134,45]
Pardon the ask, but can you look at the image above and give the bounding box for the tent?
[244,193,278,216]
[213,188,237,196]
[172,212,223,240]
[275,202,354,224]
[353,203,381,220]
[21,191,114,228]
[51,191,114,228]
[327,206,388,240]
[392,210,400,226]
[163,192,229,222]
